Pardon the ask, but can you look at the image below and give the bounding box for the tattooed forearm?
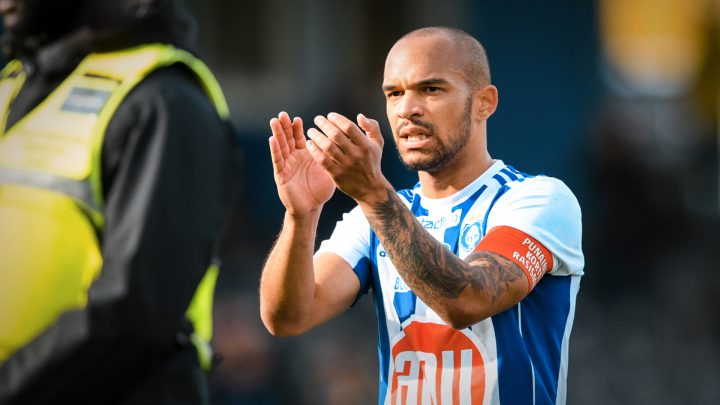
[463,251,526,302]
[363,189,526,303]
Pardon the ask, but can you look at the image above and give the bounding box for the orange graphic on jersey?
[389,319,485,405]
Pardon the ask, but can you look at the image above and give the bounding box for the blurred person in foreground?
[261,26,584,404]
[0,0,239,403]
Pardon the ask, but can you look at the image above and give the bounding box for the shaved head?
[394,26,491,90]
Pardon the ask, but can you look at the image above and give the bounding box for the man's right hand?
[269,111,335,216]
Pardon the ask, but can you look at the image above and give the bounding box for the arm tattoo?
[365,189,526,302]
[463,252,526,302]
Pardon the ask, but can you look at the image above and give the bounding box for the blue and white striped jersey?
[317,160,584,405]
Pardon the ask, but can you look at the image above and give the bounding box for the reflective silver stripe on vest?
[0,167,102,217]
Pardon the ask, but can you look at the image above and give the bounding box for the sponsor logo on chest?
[417,211,461,230]
[388,316,487,404]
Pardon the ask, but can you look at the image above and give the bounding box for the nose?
[395,91,423,120]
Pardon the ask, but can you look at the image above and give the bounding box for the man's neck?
[417,152,494,199]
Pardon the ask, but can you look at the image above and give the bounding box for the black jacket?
[0,12,241,405]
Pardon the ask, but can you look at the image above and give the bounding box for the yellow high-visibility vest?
[0,44,227,370]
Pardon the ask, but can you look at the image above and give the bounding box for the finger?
[324,112,368,147]
[269,117,289,161]
[272,112,292,159]
[268,135,285,175]
[279,111,296,151]
[286,117,297,150]
[307,127,346,164]
[292,116,306,148]
[278,110,291,127]
[314,114,355,153]
[306,139,338,173]
[357,113,384,147]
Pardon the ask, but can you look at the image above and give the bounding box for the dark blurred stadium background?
[5,0,719,403]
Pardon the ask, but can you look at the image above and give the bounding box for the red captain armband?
[473,226,554,292]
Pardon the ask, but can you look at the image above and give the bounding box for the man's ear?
[474,84,498,121]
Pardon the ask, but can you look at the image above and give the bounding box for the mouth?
[398,127,432,148]
[403,133,429,142]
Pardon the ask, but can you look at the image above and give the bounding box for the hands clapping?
[269,111,390,209]
[269,112,335,216]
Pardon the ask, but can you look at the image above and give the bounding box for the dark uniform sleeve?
[0,65,241,404]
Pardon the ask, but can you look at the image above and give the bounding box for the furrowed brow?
[414,78,449,88]
[382,83,398,92]
[382,78,449,92]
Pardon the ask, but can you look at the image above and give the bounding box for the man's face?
[382,34,475,173]
[0,0,79,39]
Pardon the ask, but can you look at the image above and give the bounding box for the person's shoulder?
[103,61,231,161]
[110,62,224,137]
[126,64,214,109]
[507,174,578,204]
[493,173,581,222]
[489,171,584,273]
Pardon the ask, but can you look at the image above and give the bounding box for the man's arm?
[259,112,360,336]
[305,113,529,329]
[260,211,361,336]
[358,188,527,329]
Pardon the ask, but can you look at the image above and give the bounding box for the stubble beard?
[396,97,474,173]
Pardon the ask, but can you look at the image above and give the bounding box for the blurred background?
[5,0,720,403]
[189,0,720,403]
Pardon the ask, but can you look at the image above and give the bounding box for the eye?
[424,86,441,93]
[386,90,403,99]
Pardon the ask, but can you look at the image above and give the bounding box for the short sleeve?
[316,205,373,294]
[486,176,584,276]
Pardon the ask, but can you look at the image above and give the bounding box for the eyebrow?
[382,77,450,92]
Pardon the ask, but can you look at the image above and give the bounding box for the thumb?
[357,114,384,147]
